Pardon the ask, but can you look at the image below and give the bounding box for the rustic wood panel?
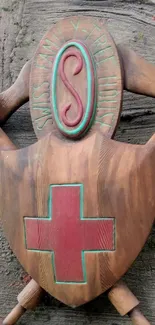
[1,0,155,324]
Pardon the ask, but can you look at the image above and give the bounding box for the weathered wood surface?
[30,16,123,140]
[1,0,155,324]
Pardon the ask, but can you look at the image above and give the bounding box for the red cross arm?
[25,218,53,251]
[81,219,114,251]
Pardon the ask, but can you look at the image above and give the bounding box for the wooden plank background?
[1,0,155,324]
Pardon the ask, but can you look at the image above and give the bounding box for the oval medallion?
[30,16,123,140]
[52,41,95,138]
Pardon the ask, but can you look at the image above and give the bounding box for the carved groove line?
[24,184,115,284]
[52,41,96,138]
[59,50,84,127]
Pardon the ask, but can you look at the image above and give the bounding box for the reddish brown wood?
[0,60,31,124]
[1,20,155,140]
[108,280,139,316]
[0,129,16,150]
[17,279,43,310]
[59,49,85,127]
[108,281,150,325]
[2,279,43,325]
[1,20,155,141]
[1,14,155,324]
[0,131,43,325]
[118,44,155,97]
[25,185,114,283]
[0,132,155,307]
[56,43,96,138]
[30,16,123,140]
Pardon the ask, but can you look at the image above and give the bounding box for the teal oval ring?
[51,41,96,139]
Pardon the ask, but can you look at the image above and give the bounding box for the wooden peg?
[0,60,31,124]
[129,307,150,325]
[108,281,150,325]
[118,44,155,97]
[3,304,26,325]
[3,280,43,325]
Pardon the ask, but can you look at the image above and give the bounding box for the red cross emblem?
[24,184,115,283]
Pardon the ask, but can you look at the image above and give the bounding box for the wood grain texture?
[118,45,155,98]
[1,0,155,324]
[107,281,150,324]
[25,184,114,283]
[30,16,122,140]
[0,132,155,308]
[108,280,139,316]
[0,60,31,125]
[0,131,43,324]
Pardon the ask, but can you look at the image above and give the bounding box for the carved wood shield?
[0,16,155,308]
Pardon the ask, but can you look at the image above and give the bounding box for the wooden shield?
[0,16,155,308]
[0,132,155,306]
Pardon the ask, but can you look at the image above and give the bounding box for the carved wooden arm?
[118,44,155,97]
[1,46,155,128]
[0,60,31,124]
